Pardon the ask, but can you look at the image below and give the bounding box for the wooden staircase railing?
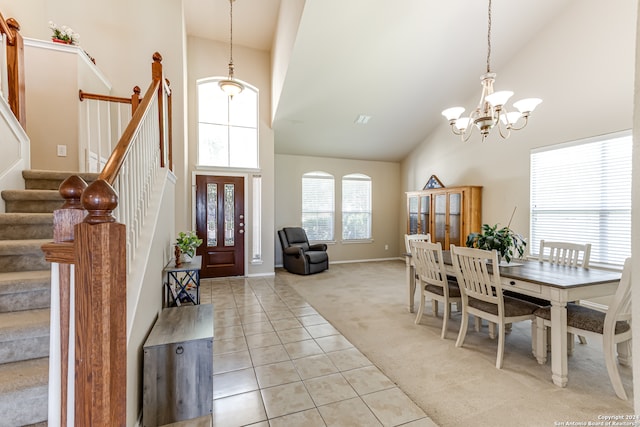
[41,52,172,426]
[78,86,141,172]
[0,12,25,129]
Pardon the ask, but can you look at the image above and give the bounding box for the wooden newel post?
[152,52,167,168]
[5,17,25,130]
[74,179,126,426]
[131,85,141,114]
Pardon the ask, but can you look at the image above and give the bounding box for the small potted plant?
[175,231,203,264]
[465,223,526,264]
[49,20,80,45]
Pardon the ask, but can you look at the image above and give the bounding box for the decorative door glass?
[206,183,217,246]
[224,184,235,246]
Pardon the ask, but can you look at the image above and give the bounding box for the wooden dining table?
[405,250,621,388]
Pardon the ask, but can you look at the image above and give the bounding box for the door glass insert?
[207,183,218,246]
[224,184,235,246]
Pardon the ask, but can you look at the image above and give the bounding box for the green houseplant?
[465,223,526,263]
[176,231,203,259]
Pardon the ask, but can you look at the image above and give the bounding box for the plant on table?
[176,231,203,259]
[465,223,526,263]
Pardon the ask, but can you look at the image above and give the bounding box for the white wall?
[275,154,401,264]
[187,35,276,276]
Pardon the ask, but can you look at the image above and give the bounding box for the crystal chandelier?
[219,0,244,98]
[442,0,541,142]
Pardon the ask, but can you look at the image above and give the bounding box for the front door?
[195,175,245,277]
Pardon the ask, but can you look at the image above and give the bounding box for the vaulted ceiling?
[184,0,573,162]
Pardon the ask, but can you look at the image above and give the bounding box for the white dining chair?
[538,240,591,268]
[411,240,461,339]
[450,245,539,369]
[405,233,430,255]
[539,240,592,347]
[533,257,632,399]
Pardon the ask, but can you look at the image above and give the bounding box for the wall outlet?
[57,145,67,157]
[384,244,389,250]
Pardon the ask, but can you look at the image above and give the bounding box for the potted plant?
[465,223,526,264]
[48,21,80,45]
[175,231,203,263]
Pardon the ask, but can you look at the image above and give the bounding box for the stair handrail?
[0,12,25,129]
[42,51,172,426]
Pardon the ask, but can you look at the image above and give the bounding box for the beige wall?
[187,35,276,276]
[401,0,635,248]
[275,154,401,264]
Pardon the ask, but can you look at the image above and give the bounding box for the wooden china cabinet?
[406,186,482,248]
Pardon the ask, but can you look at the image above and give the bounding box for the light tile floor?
[199,275,437,427]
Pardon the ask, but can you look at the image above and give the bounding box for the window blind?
[342,174,372,240]
[302,172,335,241]
[530,131,631,267]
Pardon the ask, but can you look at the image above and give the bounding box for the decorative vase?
[52,38,72,44]
[182,253,193,263]
[174,245,182,267]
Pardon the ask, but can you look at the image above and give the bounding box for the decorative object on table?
[466,223,526,264]
[48,20,80,45]
[423,174,444,190]
[441,0,541,142]
[175,230,203,264]
[218,0,244,98]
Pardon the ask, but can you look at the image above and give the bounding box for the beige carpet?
[279,260,634,427]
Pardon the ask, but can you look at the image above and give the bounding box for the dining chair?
[538,240,591,267]
[533,257,632,399]
[539,240,592,347]
[450,245,539,369]
[411,240,461,339]
[405,233,431,254]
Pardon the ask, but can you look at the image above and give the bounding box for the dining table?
[405,250,621,388]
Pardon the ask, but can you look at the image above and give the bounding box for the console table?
[164,255,202,307]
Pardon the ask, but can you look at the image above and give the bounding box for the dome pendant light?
[219,0,244,98]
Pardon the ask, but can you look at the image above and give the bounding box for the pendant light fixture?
[219,0,244,98]
[441,0,542,142]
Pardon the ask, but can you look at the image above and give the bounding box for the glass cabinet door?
[408,195,419,234]
[434,193,447,244]
[419,195,430,235]
[449,192,462,246]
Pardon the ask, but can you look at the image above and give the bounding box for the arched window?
[302,171,334,241]
[197,78,258,168]
[342,173,372,240]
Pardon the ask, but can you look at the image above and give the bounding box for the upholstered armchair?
[278,227,329,275]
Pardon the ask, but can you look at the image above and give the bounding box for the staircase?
[0,170,97,427]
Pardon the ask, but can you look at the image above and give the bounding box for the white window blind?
[342,174,372,240]
[302,171,334,241]
[530,131,631,267]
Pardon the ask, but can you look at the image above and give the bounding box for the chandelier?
[441,0,541,142]
[219,0,244,98]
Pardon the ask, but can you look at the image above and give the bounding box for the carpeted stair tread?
[0,270,50,294]
[0,213,54,240]
[0,270,51,313]
[23,169,99,190]
[1,189,63,201]
[0,357,48,427]
[0,213,53,224]
[0,357,48,395]
[0,239,51,255]
[0,309,50,342]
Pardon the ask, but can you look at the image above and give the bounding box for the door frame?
[191,170,250,277]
